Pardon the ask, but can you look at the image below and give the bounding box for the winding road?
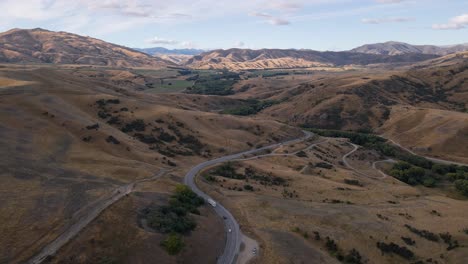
[184,131,313,264]
[187,133,466,264]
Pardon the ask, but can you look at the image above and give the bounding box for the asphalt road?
[184,131,312,264]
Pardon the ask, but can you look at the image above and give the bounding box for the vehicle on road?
[228,229,232,233]
[207,198,217,207]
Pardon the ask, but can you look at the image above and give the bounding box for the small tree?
[161,233,185,255]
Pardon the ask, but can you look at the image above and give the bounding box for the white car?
[228,229,232,233]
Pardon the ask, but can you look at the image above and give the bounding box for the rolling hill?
[351,41,468,56]
[0,28,173,68]
[185,48,438,70]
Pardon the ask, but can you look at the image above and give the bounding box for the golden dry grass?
[199,137,468,264]
[380,105,468,163]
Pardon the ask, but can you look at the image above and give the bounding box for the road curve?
[184,131,313,264]
[342,143,397,180]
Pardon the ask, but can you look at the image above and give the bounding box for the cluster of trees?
[187,71,240,95]
[292,229,363,264]
[308,128,468,195]
[143,185,204,255]
[324,237,363,263]
[222,99,278,116]
[440,232,460,250]
[404,224,439,242]
[146,185,204,234]
[308,128,427,166]
[121,119,146,133]
[214,164,288,185]
[212,162,245,179]
[376,242,414,260]
[245,167,287,186]
[389,162,436,187]
[404,225,459,251]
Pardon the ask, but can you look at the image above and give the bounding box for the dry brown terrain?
[379,106,468,164]
[0,64,299,263]
[186,48,438,70]
[198,136,468,264]
[0,41,466,264]
[0,28,172,67]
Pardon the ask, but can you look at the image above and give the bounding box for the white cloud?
[433,14,468,30]
[250,12,290,26]
[146,37,179,45]
[180,41,197,49]
[234,41,245,48]
[375,0,405,3]
[362,17,412,24]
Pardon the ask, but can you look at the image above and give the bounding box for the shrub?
[204,175,216,182]
[344,249,363,264]
[455,179,468,196]
[86,123,99,130]
[296,151,308,157]
[344,179,362,186]
[121,119,146,133]
[105,136,120,144]
[401,237,415,246]
[439,232,459,250]
[222,99,278,116]
[134,133,159,144]
[316,162,333,169]
[325,237,338,253]
[376,242,414,259]
[405,225,439,242]
[244,184,254,191]
[160,233,185,255]
[158,131,176,142]
[213,163,245,179]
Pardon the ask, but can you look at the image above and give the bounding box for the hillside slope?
[0,28,172,68]
[0,65,299,263]
[351,41,468,56]
[186,48,438,70]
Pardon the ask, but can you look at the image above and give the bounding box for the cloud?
[270,18,291,25]
[267,1,303,12]
[361,17,412,24]
[250,12,290,26]
[234,41,245,48]
[146,37,179,45]
[375,0,405,3]
[433,14,468,30]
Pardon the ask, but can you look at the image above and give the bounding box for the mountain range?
[350,41,468,56]
[185,48,438,70]
[1,28,468,70]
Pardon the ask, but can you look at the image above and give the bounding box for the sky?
[0,0,467,51]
